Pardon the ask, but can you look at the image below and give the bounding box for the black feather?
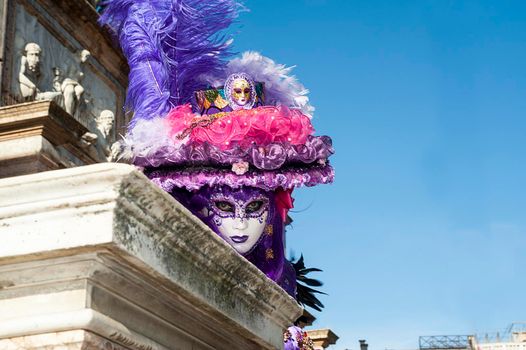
[291,254,326,312]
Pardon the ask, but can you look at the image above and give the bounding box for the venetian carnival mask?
[231,79,251,106]
[171,185,282,256]
[208,190,269,254]
[170,184,293,294]
[225,73,256,110]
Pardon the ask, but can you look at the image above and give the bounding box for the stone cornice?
[0,163,302,349]
[307,328,339,348]
[0,100,89,144]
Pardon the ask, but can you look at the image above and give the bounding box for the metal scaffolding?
[419,335,471,350]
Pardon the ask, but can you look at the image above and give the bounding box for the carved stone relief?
[108,333,154,350]
[96,109,119,161]
[9,2,121,162]
[52,49,90,117]
[18,42,58,101]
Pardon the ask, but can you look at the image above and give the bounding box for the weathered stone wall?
[0,164,302,349]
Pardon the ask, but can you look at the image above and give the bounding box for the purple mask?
[171,185,296,296]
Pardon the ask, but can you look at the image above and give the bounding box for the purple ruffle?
[146,164,335,192]
[134,135,334,170]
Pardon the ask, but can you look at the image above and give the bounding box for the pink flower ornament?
[232,161,250,175]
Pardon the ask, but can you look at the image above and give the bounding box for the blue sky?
[233,1,526,349]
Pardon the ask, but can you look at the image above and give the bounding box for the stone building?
[470,324,526,350]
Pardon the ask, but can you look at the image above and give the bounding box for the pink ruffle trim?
[165,104,314,150]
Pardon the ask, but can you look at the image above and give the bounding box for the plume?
[99,0,240,126]
[291,254,326,312]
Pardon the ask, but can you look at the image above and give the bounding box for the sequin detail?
[146,164,334,192]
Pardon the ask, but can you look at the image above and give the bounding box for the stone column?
[0,163,302,350]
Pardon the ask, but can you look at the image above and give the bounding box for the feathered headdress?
[100,1,334,194]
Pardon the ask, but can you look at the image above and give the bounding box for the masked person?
[100,2,334,348]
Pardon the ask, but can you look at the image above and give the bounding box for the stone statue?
[96,109,120,161]
[18,43,62,102]
[109,141,123,162]
[18,43,41,100]
[52,66,63,93]
[53,49,91,116]
[96,110,114,140]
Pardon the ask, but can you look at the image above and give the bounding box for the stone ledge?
[0,100,88,144]
[307,328,339,349]
[0,163,302,349]
[0,101,100,178]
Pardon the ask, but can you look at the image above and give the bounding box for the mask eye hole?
[214,201,235,213]
[243,88,250,94]
[234,88,242,94]
[245,200,264,213]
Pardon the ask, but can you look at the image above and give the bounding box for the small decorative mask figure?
[231,78,251,107]
[225,73,256,110]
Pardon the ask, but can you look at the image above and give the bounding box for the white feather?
[208,51,315,118]
[122,117,186,160]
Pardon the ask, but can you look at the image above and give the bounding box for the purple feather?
[99,0,240,126]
